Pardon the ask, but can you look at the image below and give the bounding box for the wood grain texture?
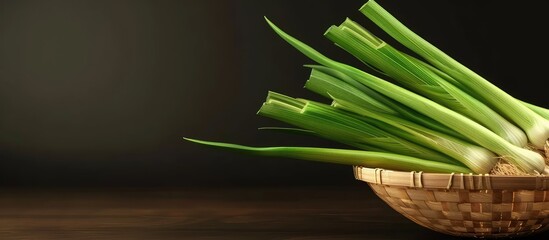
[1,184,548,240]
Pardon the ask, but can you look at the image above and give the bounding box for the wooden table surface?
[1,184,548,240]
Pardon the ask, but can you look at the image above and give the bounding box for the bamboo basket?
[353,166,549,238]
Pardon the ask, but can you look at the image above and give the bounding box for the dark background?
[0,0,546,188]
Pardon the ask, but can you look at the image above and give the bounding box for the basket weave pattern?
[354,166,549,238]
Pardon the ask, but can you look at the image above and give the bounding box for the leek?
[359,0,549,149]
[259,91,460,165]
[305,66,496,173]
[184,138,472,174]
[323,19,528,147]
[306,65,466,141]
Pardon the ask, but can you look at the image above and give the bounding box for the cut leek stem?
[333,98,496,173]
[264,17,546,174]
[305,66,396,115]
[308,66,498,173]
[183,138,473,174]
[359,0,549,149]
[324,19,528,147]
[306,65,467,141]
[259,91,460,165]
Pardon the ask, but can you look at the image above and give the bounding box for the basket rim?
[353,166,549,190]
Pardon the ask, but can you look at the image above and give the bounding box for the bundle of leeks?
[185,0,549,175]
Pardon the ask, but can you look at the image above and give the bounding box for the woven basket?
[353,166,549,238]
